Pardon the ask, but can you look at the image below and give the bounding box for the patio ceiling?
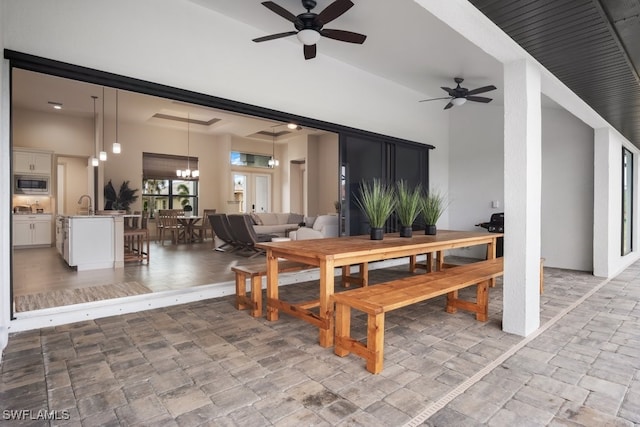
[469,0,640,147]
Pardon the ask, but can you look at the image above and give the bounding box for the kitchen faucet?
[77,194,93,215]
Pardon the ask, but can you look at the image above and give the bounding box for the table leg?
[487,239,497,287]
[319,258,335,348]
[266,250,280,321]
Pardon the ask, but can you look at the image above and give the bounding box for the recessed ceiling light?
[48,101,62,110]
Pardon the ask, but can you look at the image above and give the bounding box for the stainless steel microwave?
[14,175,50,195]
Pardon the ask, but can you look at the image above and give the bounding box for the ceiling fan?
[252,0,367,60]
[419,77,497,110]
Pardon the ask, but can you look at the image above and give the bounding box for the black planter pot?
[399,226,413,238]
[370,227,384,240]
[425,225,437,235]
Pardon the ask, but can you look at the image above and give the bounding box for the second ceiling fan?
[252,0,367,60]
[420,77,497,110]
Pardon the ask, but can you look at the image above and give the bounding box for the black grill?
[476,212,504,257]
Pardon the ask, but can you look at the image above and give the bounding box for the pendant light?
[99,87,107,161]
[268,131,279,168]
[112,89,121,154]
[91,96,99,167]
[176,113,199,179]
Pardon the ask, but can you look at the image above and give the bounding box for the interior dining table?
[177,215,202,242]
[256,230,503,348]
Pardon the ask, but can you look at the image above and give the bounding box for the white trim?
[8,257,408,333]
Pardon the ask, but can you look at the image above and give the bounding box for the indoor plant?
[395,180,422,237]
[355,178,396,240]
[183,204,193,217]
[104,180,139,212]
[421,188,450,235]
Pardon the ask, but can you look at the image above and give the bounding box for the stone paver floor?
[1,259,639,426]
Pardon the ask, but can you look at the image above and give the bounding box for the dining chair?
[157,209,184,245]
[124,211,150,262]
[193,208,216,242]
[227,214,276,258]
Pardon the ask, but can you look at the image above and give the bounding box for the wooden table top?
[257,230,503,265]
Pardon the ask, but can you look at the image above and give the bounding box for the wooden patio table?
[256,230,503,348]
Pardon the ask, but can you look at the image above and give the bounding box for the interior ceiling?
[11,69,314,143]
[14,1,639,146]
[469,0,640,147]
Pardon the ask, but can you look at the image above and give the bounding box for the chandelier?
[268,130,279,168]
[176,113,199,179]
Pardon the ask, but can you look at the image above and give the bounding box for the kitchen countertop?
[13,212,52,215]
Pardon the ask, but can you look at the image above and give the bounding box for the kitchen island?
[60,214,125,271]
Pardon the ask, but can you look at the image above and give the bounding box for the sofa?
[289,214,339,240]
[250,212,303,237]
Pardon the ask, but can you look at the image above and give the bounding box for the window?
[230,151,272,168]
[142,153,199,217]
[622,147,633,255]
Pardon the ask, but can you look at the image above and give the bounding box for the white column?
[593,128,625,277]
[503,59,541,336]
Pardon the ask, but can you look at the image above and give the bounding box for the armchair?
[289,214,339,240]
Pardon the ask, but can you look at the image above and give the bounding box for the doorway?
[232,172,272,213]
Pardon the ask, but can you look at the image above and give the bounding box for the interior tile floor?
[12,238,239,298]
[2,254,639,426]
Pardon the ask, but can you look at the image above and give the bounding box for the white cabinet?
[66,216,115,271]
[14,149,52,175]
[13,215,53,247]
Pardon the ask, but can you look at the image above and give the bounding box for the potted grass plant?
[421,188,450,235]
[355,178,397,240]
[395,180,422,238]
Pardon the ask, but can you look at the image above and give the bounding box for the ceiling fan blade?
[304,44,317,60]
[441,86,455,96]
[444,102,454,110]
[261,1,298,23]
[466,85,497,96]
[317,0,354,25]
[252,31,297,42]
[466,96,493,103]
[418,97,452,102]
[320,29,366,44]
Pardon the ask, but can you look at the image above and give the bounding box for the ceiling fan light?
[297,29,320,45]
[452,97,467,106]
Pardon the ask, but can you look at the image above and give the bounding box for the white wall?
[449,103,596,271]
[449,104,504,260]
[13,109,93,156]
[317,133,340,215]
[57,156,91,216]
[541,108,594,270]
[593,128,640,277]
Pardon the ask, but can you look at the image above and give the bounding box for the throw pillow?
[288,213,304,224]
[250,212,263,225]
[304,216,317,228]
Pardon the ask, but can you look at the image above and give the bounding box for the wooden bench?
[332,258,504,374]
[233,260,314,317]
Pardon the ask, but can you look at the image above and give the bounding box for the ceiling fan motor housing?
[295,13,322,31]
[302,0,317,10]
